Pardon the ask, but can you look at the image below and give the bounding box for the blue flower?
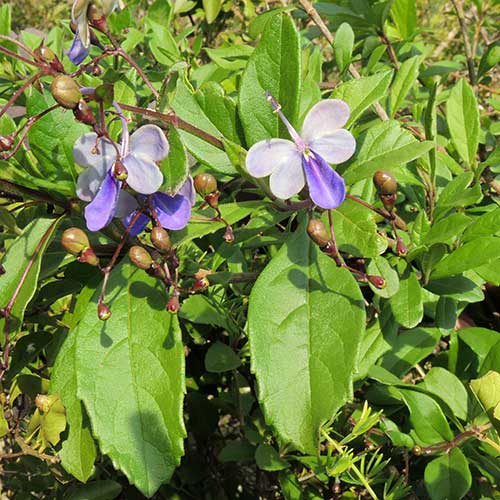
[245,94,356,209]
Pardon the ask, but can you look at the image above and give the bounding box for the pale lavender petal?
[115,190,138,218]
[303,151,346,209]
[76,167,107,201]
[308,129,356,164]
[73,133,116,171]
[68,32,89,65]
[178,176,196,206]
[84,172,120,231]
[301,99,351,144]
[123,154,163,195]
[129,124,169,162]
[153,193,192,230]
[123,211,150,236]
[246,139,298,178]
[268,153,305,200]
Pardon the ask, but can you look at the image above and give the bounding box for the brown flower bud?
[223,225,234,243]
[150,227,171,252]
[50,75,82,109]
[73,100,96,125]
[205,192,219,209]
[129,245,154,270]
[367,275,386,289]
[166,295,180,314]
[379,193,397,212]
[150,263,166,280]
[98,302,111,321]
[396,238,407,256]
[61,227,90,255]
[79,247,100,266]
[192,277,209,292]
[34,45,64,72]
[307,219,330,248]
[194,173,217,196]
[88,5,109,33]
[112,159,128,180]
[0,135,14,152]
[412,445,422,456]
[373,170,397,195]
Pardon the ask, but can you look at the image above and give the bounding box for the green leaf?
[343,120,434,184]
[422,213,471,246]
[424,448,472,500]
[435,172,483,212]
[203,0,223,24]
[422,367,468,421]
[382,328,441,376]
[255,444,290,471]
[426,276,483,303]
[447,78,480,167]
[334,23,354,74]
[0,217,62,335]
[239,14,301,146]
[389,269,423,328]
[389,56,421,117]
[332,70,392,125]
[431,237,500,278]
[398,389,454,445]
[75,260,185,497]
[458,328,500,365]
[391,0,417,39]
[67,480,122,500]
[159,127,189,195]
[248,224,365,453]
[180,295,229,329]
[367,256,399,298]
[205,342,241,373]
[462,207,500,242]
[218,441,255,462]
[470,371,500,432]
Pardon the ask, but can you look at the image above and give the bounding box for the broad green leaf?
[462,207,500,241]
[0,217,62,335]
[248,224,365,453]
[203,0,223,23]
[470,371,500,432]
[145,17,180,66]
[398,389,454,445]
[255,444,290,471]
[432,237,500,278]
[332,70,393,125]
[334,23,354,74]
[218,441,255,462]
[205,342,241,372]
[458,328,500,366]
[180,295,229,329]
[343,121,434,183]
[421,367,468,421]
[389,56,421,117]
[422,212,471,246]
[381,328,441,376]
[447,78,480,167]
[435,172,483,213]
[481,340,500,374]
[239,14,301,146]
[426,276,483,303]
[67,480,122,500]
[391,0,417,39]
[75,261,185,497]
[159,127,189,195]
[367,256,399,298]
[424,448,472,500]
[389,269,423,328]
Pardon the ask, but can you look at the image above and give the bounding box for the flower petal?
[308,129,356,164]
[73,133,116,171]
[177,176,196,206]
[153,193,192,230]
[123,155,163,195]
[303,151,346,209]
[84,172,120,231]
[301,99,351,144]
[123,211,150,237]
[115,190,139,218]
[129,124,169,162]
[268,153,305,200]
[246,139,298,178]
[76,167,107,201]
[68,32,89,65]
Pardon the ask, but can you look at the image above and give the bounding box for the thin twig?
[450,0,476,85]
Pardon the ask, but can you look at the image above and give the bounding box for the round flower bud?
[307,219,330,248]
[166,295,180,314]
[205,192,219,209]
[192,277,209,292]
[61,227,90,255]
[112,159,128,180]
[0,135,14,152]
[50,75,82,109]
[367,275,386,289]
[194,173,217,196]
[98,302,112,321]
[129,245,154,270]
[79,247,100,266]
[373,170,397,196]
[73,100,96,126]
[396,238,407,256]
[223,225,234,243]
[150,227,171,252]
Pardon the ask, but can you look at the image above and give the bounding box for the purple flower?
[74,124,167,231]
[245,94,356,209]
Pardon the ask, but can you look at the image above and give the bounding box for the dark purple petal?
[153,193,192,230]
[123,211,150,236]
[302,150,346,209]
[68,32,89,65]
[84,172,120,231]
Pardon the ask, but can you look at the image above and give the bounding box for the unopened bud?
[205,192,219,209]
[379,193,397,212]
[79,247,100,266]
[92,64,102,76]
[368,275,386,289]
[61,227,90,255]
[194,173,217,196]
[73,100,96,125]
[50,75,82,109]
[113,159,128,180]
[150,263,166,280]
[223,225,234,243]
[150,227,171,252]
[307,219,330,248]
[373,170,397,195]
[166,295,180,314]
[88,4,109,33]
[192,277,209,292]
[129,245,153,270]
[98,302,111,321]
[34,45,64,72]
[35,394,56,413]
[0,135,14,152]
[413,445,422,456]
[396,238,407,256]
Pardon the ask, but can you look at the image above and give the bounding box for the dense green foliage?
[1,0,500,498]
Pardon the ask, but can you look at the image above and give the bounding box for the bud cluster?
[50,75,96,125]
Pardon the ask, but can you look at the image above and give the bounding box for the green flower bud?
[150,227,171,252]
[194,173,217,196]
[307,219,330,248]
[373,170,397,196]
[61,227,90,255]
[129,245,153,270]
[50,75,82,109]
